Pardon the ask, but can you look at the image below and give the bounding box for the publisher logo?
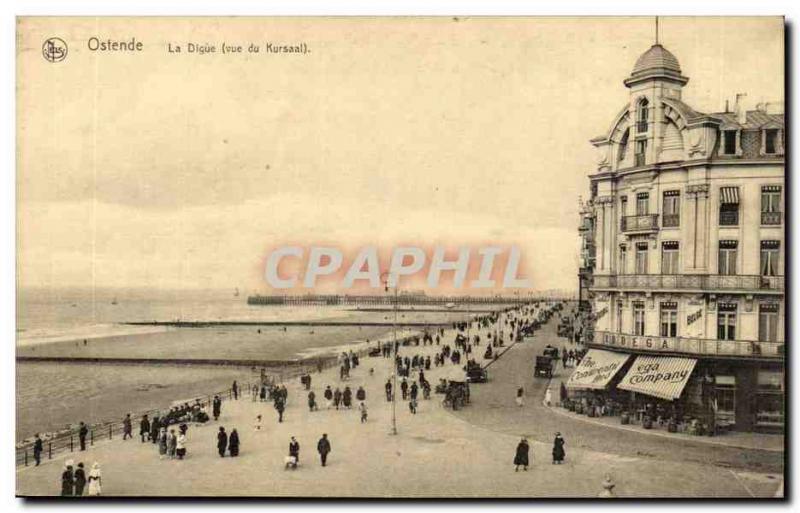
[42,38,68,63]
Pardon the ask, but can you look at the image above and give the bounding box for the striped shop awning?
[617,356,697,401]
[720,186,740,204]
[566,349,630,390]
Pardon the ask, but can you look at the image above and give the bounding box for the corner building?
[583,44,784,433]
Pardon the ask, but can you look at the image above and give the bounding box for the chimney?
[734,93,747,124]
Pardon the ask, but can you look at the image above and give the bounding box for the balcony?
[621,214,659,233]
[662,214,680,228]
[591,274,784,293]
[761,211,782,225]
[593,330,784,360]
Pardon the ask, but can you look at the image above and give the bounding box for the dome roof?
[625,44,688,87]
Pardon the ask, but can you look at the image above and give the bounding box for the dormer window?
[636,99,649,133]
[764,129,779,154]
[722,130,738,155]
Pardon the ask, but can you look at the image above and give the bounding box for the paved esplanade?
[16,309,783,497]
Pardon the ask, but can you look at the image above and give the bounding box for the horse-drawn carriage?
[534,355,554,378]
[465,361,488,383]
[440,380,470,410]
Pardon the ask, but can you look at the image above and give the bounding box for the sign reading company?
[566,349,630,390]
[617,356,697,400]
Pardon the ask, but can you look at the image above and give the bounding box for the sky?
[16,17,784,294]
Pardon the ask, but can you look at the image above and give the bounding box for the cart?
[534,355,554,378]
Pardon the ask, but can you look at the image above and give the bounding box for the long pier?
[16,356,315,367]
[247,294,562,306]
[123,320,451,328]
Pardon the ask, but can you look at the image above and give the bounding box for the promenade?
[16,309,783,497]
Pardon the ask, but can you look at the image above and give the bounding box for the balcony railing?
[591,274,784,292]
[662,213,680,228]
[761,211,782,225]
[621,214,659,233]
[593,330,784,360]
[719,210,739,226]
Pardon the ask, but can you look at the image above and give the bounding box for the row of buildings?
[576,42,784,432]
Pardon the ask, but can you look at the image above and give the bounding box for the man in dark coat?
[400,379,409,400]
[514,438,530,472]
[228,429,240,457]
[212,395,222,420]
[123,414,133,440]
[275,397,286,422]
[356,386,366,402]
[232,381,239,400]
[33,434,43,466]
[150,416,160,444]
[317,433,331,467]
[78,422,88,451]
[74,462,87,495]
[552,433,566,464]
[140,415,151,443]
[385,380,392,402]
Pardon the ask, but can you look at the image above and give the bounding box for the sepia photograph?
[14,14,786,499]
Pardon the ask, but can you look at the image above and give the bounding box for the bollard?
[91,430,94,446]
[48,442,52,459]
[24,449,28,467]
[598,475,616,498]
[109,425,113,440]
[70,435,74,452]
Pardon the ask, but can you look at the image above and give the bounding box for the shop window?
[718,240,738,275]
[632,301,645,336]
[716,303,737,341]
[756,370,784,428]
[758,303,779,343]
[659,302,677,337]
[714,375,736,426]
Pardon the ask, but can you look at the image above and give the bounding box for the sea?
[16,287,483,441]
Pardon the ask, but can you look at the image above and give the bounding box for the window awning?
[720,187,740,204]
[617,356,697,401]
[566,349,630,390]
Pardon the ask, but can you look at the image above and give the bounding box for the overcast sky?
[17,17,784,294]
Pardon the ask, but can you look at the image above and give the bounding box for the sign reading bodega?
[600,332,675,351]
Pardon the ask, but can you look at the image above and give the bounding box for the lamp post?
[381,272,399,436]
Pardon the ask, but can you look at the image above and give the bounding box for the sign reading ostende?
[566,349,629,389]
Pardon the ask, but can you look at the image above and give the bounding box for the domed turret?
[624,44,688,88]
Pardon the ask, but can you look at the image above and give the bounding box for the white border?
[3,2,797,512]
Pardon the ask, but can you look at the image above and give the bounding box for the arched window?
[637,98,649,133]
[618,128,629,163]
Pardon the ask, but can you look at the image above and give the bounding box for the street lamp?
[380,272,399,436]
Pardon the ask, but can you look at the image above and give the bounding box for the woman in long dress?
[514,438,530,472]
[552,433,566,464]
[87,462,102,496]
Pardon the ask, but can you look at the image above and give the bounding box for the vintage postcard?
[15,16,785,498]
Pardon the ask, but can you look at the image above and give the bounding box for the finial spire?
[655,16,659,45]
